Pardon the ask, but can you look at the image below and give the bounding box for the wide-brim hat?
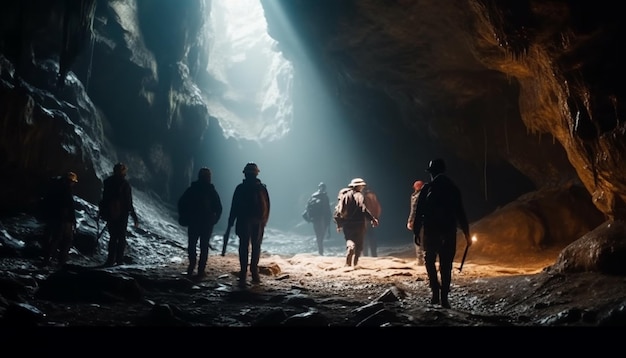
[348,178,366,187]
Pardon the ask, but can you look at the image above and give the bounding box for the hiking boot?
[237,271,247,286]
[251,273,261,284]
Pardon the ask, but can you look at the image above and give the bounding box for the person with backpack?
[99,163,139,266]
[303,182,331,255]
[224,162,270,286]
[362,185,381,257]
[178,167,223,278]
[41,171,79,267]
[407,180,425,265]
[412,159,471,309]
[333,178,379,267]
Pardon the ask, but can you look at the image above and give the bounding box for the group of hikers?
[301,158,472,308]
[38,157,472,308]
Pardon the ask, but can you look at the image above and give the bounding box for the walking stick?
[221,227,231,256]
[457,243,469,273]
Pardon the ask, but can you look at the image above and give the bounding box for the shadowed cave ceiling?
[0,0,625,243]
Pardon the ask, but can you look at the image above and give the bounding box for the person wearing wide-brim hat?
[335,177,379,267]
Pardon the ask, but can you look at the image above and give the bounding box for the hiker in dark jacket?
[224,162,270,286]
[335,178,379,267]
[304,182,331,255]
[179,167,223,278]
[413,159,471,309]
[41,171,78,266]
[99,163,139,266]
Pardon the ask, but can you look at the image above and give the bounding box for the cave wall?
[1,0,624,232]
[261,0,624,221]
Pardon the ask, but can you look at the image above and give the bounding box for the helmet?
[113,163,128,176]
[348,178,367,188]
[426,159,446,175]
[198,167,212,180]
[242,162,260,175]
[66,171,78,183]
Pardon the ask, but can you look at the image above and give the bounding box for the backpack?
[305,193,325,221]
[333,188,354,226]
[177,188,192,227]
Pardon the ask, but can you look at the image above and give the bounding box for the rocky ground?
[2,246,626,329]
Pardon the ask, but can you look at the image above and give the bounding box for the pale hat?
[348,178,366,188]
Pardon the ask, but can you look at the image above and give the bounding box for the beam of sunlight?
[206,0,293,142]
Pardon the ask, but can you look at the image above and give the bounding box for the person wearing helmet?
[407,180,426,265]
[41,171,79,267]
[224,162,270,286]
[99,162,139,266]
[335,178,379,267]
[412,158,471,309]
[303,182,332,255]
[177,167,223,278]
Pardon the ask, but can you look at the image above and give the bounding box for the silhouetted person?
[99,163,139,266]
[41,171,78,267]
[407,180,425,265]
[334,178,379,267]
[178,167,223,278]
[362,185,381,257]
[413,159,471,309]
[304,182,331,255]
[225,162,270,286]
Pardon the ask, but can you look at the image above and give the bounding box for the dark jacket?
[41,176,76,224]
[413,174,469,237]
[180,180,223,228]
[227,178,270,233]
[307,190,331,225]
[100,174,138,223]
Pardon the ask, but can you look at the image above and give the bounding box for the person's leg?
[238,223,251,284]
[187,226,199,275]
[44,221,61,264]
[250,224,264,283]
[115,221,128,265]
[439,234,457,308]
[370,229,377,257]
[105,222,119,266]
[198,227,213,277]
[345,238,355,266]
[353,223,366,266]
[57,222,74,266]
[313,220,324,255]
[423,231,443,304]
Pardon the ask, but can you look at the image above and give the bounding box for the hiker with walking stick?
[412,159,471,309]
